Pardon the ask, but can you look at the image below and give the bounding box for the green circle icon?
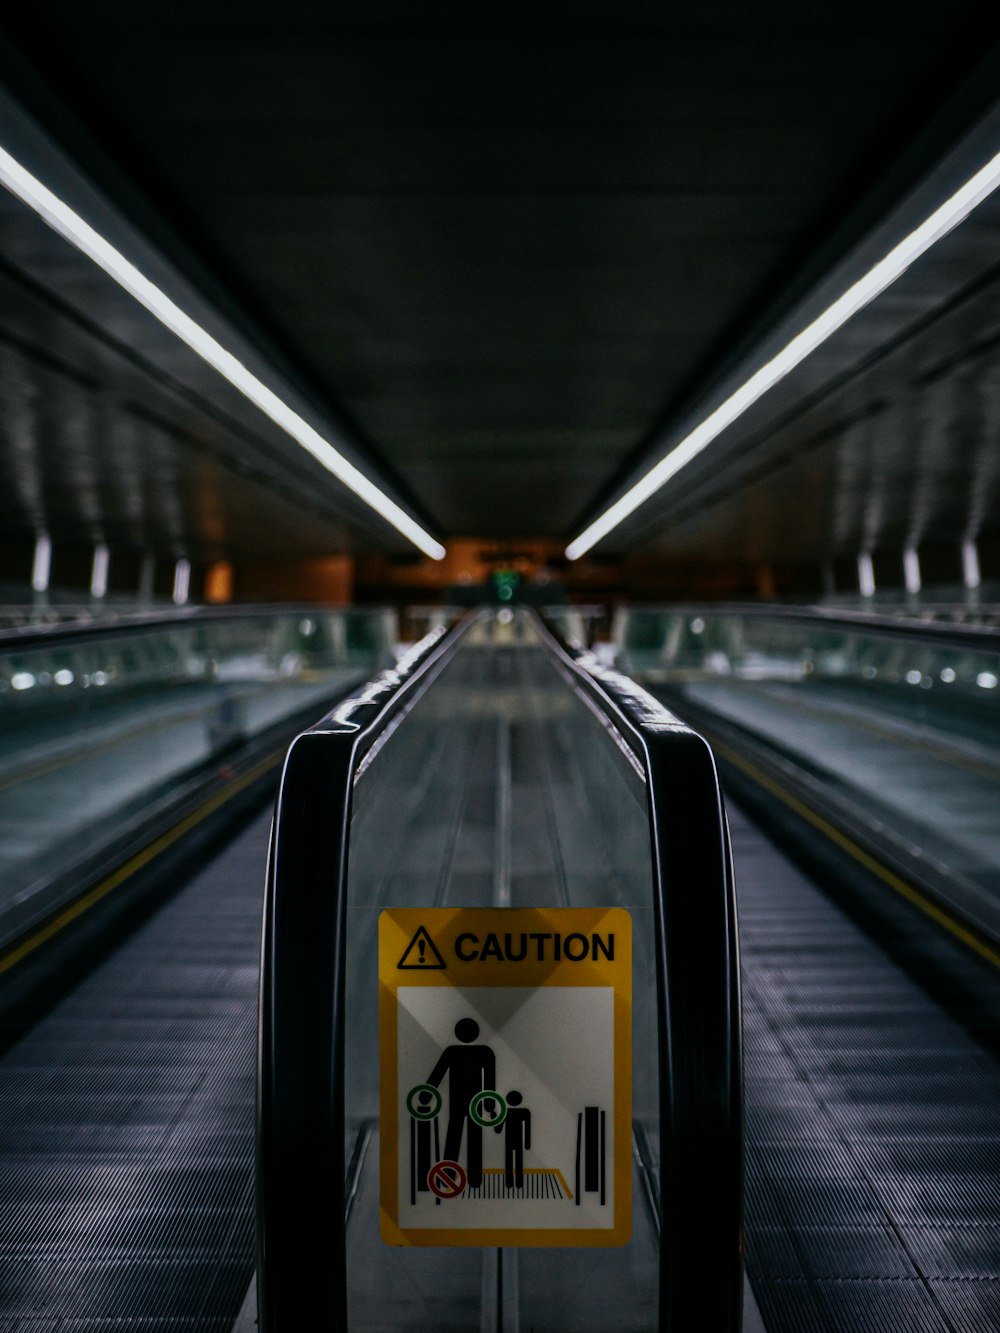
[406,1084,442,1121]
[469,1089,507,1128]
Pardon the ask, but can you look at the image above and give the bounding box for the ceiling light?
[172,557,191,607]
[567,146,1000,560]
[0,146,446,561]
[31,532,51,593]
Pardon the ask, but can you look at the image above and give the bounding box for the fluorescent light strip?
[0,146,445,561]
[567,146,1000,560]
[90,542,110,598]
[31,532,51,594]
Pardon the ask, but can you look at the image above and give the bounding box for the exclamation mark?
[418,937,426,964]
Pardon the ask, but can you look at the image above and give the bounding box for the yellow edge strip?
[0,750,282,976]
[712,736,1000,973]
[478,1167,575,1200]
[553,1167,574,1201]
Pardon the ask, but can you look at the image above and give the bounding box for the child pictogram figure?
[427,1018,496,1188]
[495,1089,531,1189]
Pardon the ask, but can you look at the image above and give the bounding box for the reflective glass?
[617,606,1000,936]
[0,609,394,944]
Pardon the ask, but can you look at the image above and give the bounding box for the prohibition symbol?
[406,1084,442,1121]
[428,1160,467,1199]
[469,1089,507,1129]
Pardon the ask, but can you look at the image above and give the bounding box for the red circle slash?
[427,1159,467,1199]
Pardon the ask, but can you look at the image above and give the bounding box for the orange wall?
[225,541,822,605]
[233,555,354,603]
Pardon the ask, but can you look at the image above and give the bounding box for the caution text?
[454,931,614,963]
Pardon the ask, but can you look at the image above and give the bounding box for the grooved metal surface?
[736,803,1000,1331]
[0,811,268,1331]
[4,679,999,1330]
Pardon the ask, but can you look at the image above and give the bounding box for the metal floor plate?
[734,803,1000,1331]
[0,811,269,1331]
[2,667,999,1330]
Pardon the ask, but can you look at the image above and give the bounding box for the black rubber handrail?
[533,610,743,1333]
[0,603,390,652]
[256,615,476,1333]
[257,608,742,1332]
[619,601,1000,651]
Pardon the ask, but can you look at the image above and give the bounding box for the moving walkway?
[0,606,393,1328]
[259,609,743,1331]
[0,603,997,1328]
[617,603,1000,1330]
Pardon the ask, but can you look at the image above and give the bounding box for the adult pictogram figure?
[427,1017,495,1188]
[495,1089,531,1189]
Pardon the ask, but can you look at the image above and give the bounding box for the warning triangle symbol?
[398,925,447,970]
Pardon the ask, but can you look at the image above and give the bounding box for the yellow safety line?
[712,736,1000,973]
[552,1167,574,1200]
[0,750,282,976]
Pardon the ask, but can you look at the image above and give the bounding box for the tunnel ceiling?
[2,2,1000,567]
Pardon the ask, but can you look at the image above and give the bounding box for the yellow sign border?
[379,906,632,1248]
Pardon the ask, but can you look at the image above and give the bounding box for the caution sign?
[397,925,446,970]
[379,907,631,1248]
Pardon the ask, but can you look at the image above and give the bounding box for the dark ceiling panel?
[620,196,1000,566]
[0,203,411,562]
[1,1,999,558]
